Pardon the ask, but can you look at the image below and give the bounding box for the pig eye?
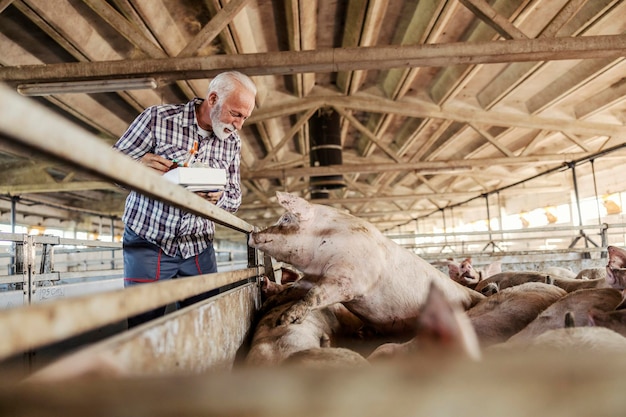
[277,212,298,226]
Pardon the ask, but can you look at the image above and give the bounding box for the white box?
[163,167,226,191]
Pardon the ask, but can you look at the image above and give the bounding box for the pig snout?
[248,232,259,246]
[481,282,499,296]
[248,231,270,247]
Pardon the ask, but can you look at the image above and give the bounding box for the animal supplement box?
[163,167,226,191]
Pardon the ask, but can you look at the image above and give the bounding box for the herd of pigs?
[11,191,626,413]
[244,192,626,368]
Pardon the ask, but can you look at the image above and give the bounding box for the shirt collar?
[178,98,204,127]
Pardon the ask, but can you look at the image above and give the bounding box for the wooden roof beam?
[285,0,317,97]
[254,108,317,170]
[4,34,625,84]
[429,0,532,105]
[336,0,388,95]
[177,0,252,58]
[525,58,625,114]
[243,152,593,180]
[338,93,626,138]
[476,0,617,110]
[469,123,515,157]
[458,0,528,40]
[246,91,626,139]
[575,77,626,119]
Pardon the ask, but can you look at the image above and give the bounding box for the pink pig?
[248,192,484,335]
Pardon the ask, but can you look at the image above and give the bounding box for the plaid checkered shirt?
[113,98,242,258]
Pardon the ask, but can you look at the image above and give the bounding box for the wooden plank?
[476,0,617,109]
[336,0,388,95]
[469,123,515,157]
[254,108,317,170]
[525,58,624,114]
[381,0,454,99]
[333,106,402,163]
[574,76,626,119]
[177,0,252,58]
[347,94,626,138]
[429,0,532,105]
[82,0,167,58]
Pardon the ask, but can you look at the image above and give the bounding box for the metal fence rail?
[388,222,626,256]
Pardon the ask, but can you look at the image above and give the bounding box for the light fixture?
[544,206,558,224]
[519,212,529,228]
[602,194,622,215]
[17,77,158,96]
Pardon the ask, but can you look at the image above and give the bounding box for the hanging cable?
[591,159,602,226]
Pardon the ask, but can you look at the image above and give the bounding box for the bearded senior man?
[113,71,257,327]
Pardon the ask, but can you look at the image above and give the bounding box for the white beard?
[210,103,235,140]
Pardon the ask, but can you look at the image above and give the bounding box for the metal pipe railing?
[386,222,626,240]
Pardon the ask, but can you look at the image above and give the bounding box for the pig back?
[474,272,551,295]
[337,239,483,333]
[506,287,623,345]
[575,267,607,281]
[282,347,369,369]
[467,282,566,347]
[521,327,626,353]
[552,277,609,292]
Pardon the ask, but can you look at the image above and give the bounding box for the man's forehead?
[225,92,255,114]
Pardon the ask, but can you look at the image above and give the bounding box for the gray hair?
[207,71,257,100]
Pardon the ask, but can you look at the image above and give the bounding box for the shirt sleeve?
[112,107,155,159]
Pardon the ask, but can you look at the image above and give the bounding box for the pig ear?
[608,246,626,269]
[447,262,460,278]
[417,282,481,360]
[587,310,598,326]
[276,191,314,221]
[616,289,626,310]
[484,261,502,277]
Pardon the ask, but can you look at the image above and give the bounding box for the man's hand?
[195,190,223,205]
[139,153,175,173]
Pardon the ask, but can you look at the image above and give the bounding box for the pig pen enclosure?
[2,87,626,415]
